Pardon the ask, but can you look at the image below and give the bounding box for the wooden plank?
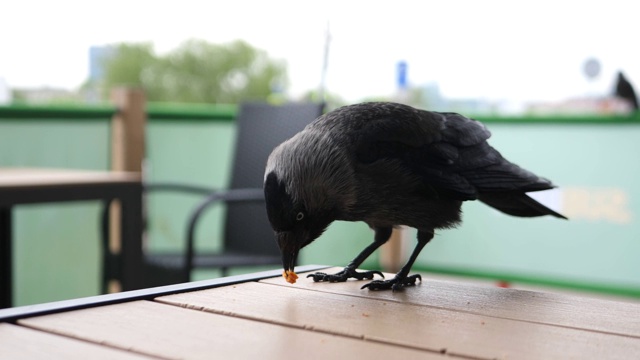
[19,300,441,360]
[0,168,140,187]
[157,281,640,360]
[110,88,146,174]
[261,267,640,338]
[0,323,151,359]
[378,227,405,272]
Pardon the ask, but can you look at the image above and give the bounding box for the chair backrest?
[224,102,324,255]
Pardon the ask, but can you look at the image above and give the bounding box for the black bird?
[614,71,639,111]
[264,102,567,291]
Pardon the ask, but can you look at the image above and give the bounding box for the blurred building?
[11,87,79,104]
[526,97,634,115]
[89,46,115,82]
[416,82,499,114]
[0,77,11,104]
[85,46,115,102]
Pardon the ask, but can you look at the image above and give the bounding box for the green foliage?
[96,39,287,103]
[300,89,348,112]
[100,43,156,91]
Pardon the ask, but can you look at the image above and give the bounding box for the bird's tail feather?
[478,192,568,219]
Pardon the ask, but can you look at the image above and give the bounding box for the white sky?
[0,0,638,104]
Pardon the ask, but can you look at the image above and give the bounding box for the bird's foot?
[307,267,384,283]
[361,274,422,291]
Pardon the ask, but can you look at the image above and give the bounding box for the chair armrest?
[144,182,217,196]
[185,188,265,278]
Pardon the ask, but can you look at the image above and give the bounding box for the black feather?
[264,172,296,231]
[345,103,562,216]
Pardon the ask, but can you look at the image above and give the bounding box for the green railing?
[3,102,640,122]
[147,103,237,121]
[5,101,640,122]
[0,103,117,120]
[475,112,640,124]
[0,102,237,121]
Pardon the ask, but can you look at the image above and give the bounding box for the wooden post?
[379,227,406,273]
[110,88,146,173]
[108,88,146,292]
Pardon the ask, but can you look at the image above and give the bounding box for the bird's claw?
[307,267,384,283]
[361,274,422,291]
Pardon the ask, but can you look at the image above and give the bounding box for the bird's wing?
[354,110,554,200]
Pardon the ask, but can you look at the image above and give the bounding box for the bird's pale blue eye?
[296,212,305,221]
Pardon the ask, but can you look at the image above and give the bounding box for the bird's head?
[263,170,336,274]
[263,133,355,274]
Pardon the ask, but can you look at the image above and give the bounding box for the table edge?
[0,265,330,323]
[0,168,141,189]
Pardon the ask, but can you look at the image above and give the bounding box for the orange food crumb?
[283,270,298,284]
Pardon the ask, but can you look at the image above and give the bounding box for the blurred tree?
[97,43,156,97]
[300,89,347,112]
[94,39,287,103]
[359,86,426,109]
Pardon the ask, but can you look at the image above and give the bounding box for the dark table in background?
[0,168,144,308]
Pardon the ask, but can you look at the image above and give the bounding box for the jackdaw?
[264,102,566,291]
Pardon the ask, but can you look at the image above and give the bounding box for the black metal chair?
[101,102,324,291]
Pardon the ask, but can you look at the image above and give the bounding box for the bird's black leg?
[362,229,434,291]
[307,227,391,283]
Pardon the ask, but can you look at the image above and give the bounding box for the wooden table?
[0,168,144,308]
[1,265,639,359]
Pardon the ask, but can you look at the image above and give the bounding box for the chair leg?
[100,199,120,294]
[1,208,13,308]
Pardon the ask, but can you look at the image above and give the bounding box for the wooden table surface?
[1,266,639,360]
[0,167,141,188]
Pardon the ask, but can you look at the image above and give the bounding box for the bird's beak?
[276,231,300,273]
[282,250,298,273]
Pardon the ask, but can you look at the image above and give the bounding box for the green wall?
[415,123,640,296]
[0,118,111,305]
